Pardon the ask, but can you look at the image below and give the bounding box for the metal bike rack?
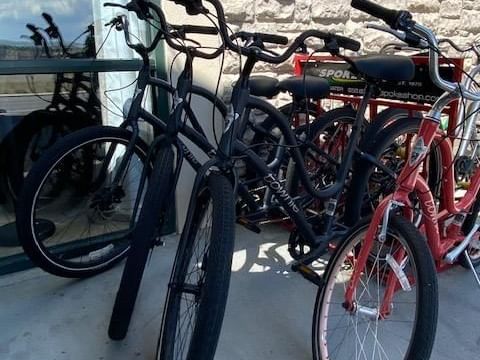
[293,54,464,135]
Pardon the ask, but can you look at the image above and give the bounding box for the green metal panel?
[153,1,176,235]
[0,59,144,75]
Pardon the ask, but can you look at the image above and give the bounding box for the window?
[0,0,95,60]
[0,0,155,273]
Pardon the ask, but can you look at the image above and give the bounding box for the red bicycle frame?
[344,91,480,315]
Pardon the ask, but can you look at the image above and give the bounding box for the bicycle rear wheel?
[312,215,438,360]
[286,106,357,212]
[3,109,94,204]
[16,126,150,278]
[157,172,235,360]
[345,117,442,225]
[108,145,175,340]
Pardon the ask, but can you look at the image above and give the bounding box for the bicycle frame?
[345,71,480,314]
[97,52,327,232]
[223,51,375,255]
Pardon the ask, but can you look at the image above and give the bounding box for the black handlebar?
[170,24,218,35]
[42,13,54,27]
[25,24,51,57]
[26,24,43,46]
[233,32,289,46]
[41,12,70,54]
[351,0,413,30]
[106,0,360,62]
[104,1,222,59]
[104,1,153,20]
[351,0,399,28]
[202,0,360,62]
[331,33,361,52]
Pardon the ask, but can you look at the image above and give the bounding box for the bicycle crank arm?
[445,215,480,264]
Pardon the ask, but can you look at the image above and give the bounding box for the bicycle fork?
[343,105,445,317]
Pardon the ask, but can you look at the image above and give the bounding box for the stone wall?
[221,0,480,102]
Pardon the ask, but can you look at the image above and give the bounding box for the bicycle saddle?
[248,75,280,98]
[278,75,330,99]
[248,75,330,99]
[349,55,415,82]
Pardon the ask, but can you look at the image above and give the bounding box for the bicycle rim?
[30,136,147,271]
[315,225,420,359]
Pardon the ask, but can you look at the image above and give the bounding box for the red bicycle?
[311,1,480,358]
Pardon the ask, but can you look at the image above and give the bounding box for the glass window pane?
[0,0,94,60]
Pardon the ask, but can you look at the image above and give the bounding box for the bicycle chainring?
[288,230,309,260]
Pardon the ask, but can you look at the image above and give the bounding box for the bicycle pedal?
[291,263,324,288]
[236,217,261,233]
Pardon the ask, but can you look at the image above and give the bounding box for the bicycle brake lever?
[105,15,123,28]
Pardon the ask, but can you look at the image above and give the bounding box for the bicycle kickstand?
[463,249,480,289]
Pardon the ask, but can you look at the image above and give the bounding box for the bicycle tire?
[156,172,235,360]
[285,106,357,201]
[3,109,94,204]
[251,100,320,146]
[344,116,442,225]
[16,126,150,278]
[243,101,319,183]
[108,145,175,340]
[359,108,422,149]
[312,215,438,360]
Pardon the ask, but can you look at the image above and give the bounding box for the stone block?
[311,2,351,23]
[440,0,462,19]
[407,0,440,13]
[224,0,255,22]
[256,0,295,22]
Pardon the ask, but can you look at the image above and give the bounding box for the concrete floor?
[0,225,479,360]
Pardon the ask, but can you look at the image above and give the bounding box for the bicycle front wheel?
[157,172,235,360]
[108,144,175,340]
[312,215,438,360]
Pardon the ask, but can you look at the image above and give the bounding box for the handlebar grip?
[351,0,404,29]
[103,2,125,8]
[42,13,54,25]
[171,24,218,35]
[333,34,361,51]
[254,33,289,46]
[26,24,38,32]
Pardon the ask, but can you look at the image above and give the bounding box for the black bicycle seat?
[278,75,330,99]
[248,76,280,98]
[349,55,415,82]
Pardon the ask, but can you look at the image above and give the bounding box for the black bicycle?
[153,1,437,359]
